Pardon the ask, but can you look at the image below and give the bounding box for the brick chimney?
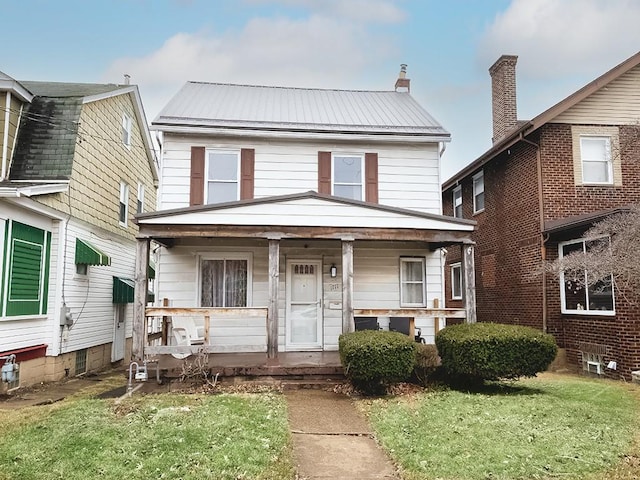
[395,64,410,92]
[489,55,518,144]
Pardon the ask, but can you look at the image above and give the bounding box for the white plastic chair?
[171,317,205,359]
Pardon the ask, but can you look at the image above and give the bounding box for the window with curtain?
[400,257,426,307]
[200,257,250,307]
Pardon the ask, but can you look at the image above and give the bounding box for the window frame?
[579,135,613,185]
[122,113,132,148]
[472,171,485,214]
[332,153,364,201]
[450,262,462,300]
[197,252,253,308]
[452,185,463,218]
[205,149,241,204]
[399,257,427,307]
[558,236,615,316]
[137,182,145,214]
[119,181,129,227]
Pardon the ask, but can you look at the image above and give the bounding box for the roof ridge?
[186,81,399,94]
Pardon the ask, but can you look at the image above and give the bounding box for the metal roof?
[153,82,449,137]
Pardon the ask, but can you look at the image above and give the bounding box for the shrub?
[339,330,416,395]
[412,343,441,386]
[435,322,558,383]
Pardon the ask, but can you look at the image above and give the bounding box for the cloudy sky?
[2,0,639,180]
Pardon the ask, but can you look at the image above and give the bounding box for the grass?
[361,374,640,480]
[0,390,294,480]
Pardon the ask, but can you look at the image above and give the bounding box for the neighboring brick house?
[442,52,640,379]
[0,72,157,391]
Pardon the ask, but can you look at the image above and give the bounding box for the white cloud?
[103,13,398,122]
[243,0,406,24]
[479,0,640,79]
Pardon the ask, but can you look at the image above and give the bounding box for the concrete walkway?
[285,389,399,479]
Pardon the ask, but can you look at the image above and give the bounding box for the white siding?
[159,134,442,214]
[156,240,444,352]
[141,197,472,231]
[555,66,640,125]
[57,219,138,355]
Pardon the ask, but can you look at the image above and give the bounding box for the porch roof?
[135,191,475,244]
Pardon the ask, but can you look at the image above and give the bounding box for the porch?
[132,192,477,371]
[139,304,467,375]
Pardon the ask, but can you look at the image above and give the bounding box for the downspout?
[521,133,547,333]
[1,92,11,180]
[9,102,24,171]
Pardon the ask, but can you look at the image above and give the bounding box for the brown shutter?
[240,148,255,200]
[190,146,205,206]
[365,152,378,203]
[318,151,331,194]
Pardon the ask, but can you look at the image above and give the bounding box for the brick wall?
[541,122,640,379]
[443,122,640,378]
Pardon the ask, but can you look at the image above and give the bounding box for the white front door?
[286,259,323,350]
[111,304,126,362]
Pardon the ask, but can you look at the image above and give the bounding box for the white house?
[133,67,475,367]
[0,72,157,391]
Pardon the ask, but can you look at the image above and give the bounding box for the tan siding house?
[0,73,157,391]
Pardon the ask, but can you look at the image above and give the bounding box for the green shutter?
[5,222,50,317]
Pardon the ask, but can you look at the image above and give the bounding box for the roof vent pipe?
[124,74,130,85]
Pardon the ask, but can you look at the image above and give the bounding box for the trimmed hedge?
[435,322,557,382]
[339,330,416,395]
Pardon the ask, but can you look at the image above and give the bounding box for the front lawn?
[362,374,640,480]
[0,392,293,480]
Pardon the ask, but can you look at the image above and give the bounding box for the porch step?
[229,375,346,391]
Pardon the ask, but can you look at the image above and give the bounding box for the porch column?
[132,238,150,362]
[267,238,280,359]
[342,238,354,333]
[463,243,477,323]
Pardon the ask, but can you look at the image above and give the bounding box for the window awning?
[75,238,110,266]
[113,277,154,304]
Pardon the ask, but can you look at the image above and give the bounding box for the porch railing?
[143,306,269,356]
[141,305,467,357]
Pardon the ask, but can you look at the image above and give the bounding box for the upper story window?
[119,182,129,227]
[206,150,240,204]
[559,237,614,315]
[122,114,132,148]
[399,257,426,307]
[580,136,612,184]
[137,182,145,214]
[473,171,485,213]
[333,154,363,201]
[453,186,463,218]
[451,262,462,300]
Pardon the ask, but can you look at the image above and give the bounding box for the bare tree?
[548,205,640,305]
